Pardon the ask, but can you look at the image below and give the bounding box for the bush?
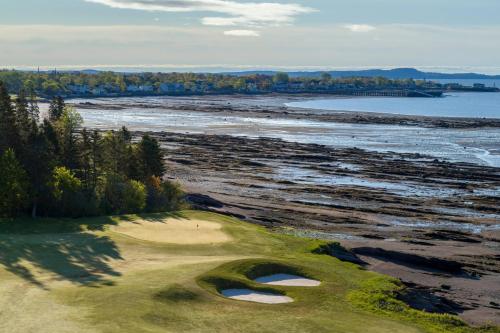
[123,180,147,213]
[103,175,147,214]
[49,166,83,217]
[145,176,184,212]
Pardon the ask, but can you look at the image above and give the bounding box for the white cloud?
[85,0,314,28]
[344,24,376,33]
[224,29,260,37]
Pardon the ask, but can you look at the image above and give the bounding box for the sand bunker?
[111,218,231,244]
[254,274,321,287]
[221,289,293,304]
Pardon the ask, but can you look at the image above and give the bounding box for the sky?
[1,0,500,73]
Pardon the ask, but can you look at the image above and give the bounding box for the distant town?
[0,69,498,98]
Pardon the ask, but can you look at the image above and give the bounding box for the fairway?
[0,211,496,333]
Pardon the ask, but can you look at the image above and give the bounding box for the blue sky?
[1,0,500,73]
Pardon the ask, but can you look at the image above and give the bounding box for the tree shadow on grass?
[0,216,123,289]
[135,211,188,224]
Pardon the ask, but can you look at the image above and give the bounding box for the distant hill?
[227,68,500,80]
[11,67,500,80]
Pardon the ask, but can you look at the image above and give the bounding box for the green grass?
[0,211,497,333]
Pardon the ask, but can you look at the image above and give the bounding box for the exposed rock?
[184,193,224,209]
[351,247,464,274]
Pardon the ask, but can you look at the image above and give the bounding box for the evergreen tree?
[0,149,30,217]
[0,82,20,153]
[48,96,65,121]
[55,106,83,170]
[138,135,165,180]
[15,89,33,141]
[23,126,56,218]
[90,130,102,191]
[28,90,40,122]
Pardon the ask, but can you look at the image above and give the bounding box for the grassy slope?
[0,211,497,333]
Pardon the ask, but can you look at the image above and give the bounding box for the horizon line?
[2,65,500,75]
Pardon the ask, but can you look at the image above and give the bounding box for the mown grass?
[0,211,497,333]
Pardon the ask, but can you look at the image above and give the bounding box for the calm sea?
[286,92,500,119]
[433,79,500,87]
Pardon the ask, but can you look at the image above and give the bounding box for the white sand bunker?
[111,218,231,244]
[254,274,321,287]
[221,289,293,304]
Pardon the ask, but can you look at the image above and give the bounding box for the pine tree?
[15,89,32,141]
[138,135,165,180]
[90,130,102,191]
[24,126,56,218]
[0,149,30,217]
[0,82,21,153]
[48,96,65,121]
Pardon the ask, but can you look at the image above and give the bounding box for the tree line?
[0,70,436,97]
[0,81,183,218]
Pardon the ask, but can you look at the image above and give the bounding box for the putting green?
[110,217,231,244]
[0,211,495,333]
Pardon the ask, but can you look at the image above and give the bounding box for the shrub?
[103,175,147,214]
[49,166,83,217]
[123,180,147,213]
[145,176,184,212]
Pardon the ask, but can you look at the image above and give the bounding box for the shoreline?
[70,93,500,128]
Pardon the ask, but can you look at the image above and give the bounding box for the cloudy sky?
[1,0,500,73]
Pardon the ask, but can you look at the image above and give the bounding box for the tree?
[101,127,137,178]
[0,82,20,153]
[145,176,183,212]
[55,106,83,170]
[23,124,57,218]
[42,80,61,96]
[273,72,289,84]
[138,135,165,180]
[0,149,30,217]
[15,89,33,141]
[90,130,102,191]
[103,175,146,214]
[80,128,93,192]
[321,72,332,83]
[48,96,65,121]
[49,166,82,216]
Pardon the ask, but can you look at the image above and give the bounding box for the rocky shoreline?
[73,93,500,129]
[136,130,500,326]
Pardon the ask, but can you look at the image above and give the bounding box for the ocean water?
[49,94,500,168]
[433,79,500,87]
[286,92,500,119]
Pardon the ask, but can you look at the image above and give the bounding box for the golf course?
[0,211,496,333]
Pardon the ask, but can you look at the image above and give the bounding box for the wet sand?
[72,93,500,129]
